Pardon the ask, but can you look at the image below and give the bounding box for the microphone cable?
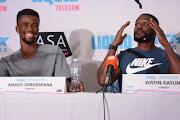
[103,87,106,120]
[102,81,121,120]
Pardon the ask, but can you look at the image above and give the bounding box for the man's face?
[16,15,39,45]
[134,15,155,43]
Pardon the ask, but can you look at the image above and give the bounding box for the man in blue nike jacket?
[97,13,180,86]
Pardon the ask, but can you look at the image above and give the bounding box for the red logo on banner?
[31,0,80,12]
[56,5,79,11]
[0,6,7,12]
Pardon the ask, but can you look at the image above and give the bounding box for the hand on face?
[112,21,130,47]
[149,18,168,45]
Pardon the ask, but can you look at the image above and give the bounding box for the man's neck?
[21,42,38,59]
[137,39,156,50]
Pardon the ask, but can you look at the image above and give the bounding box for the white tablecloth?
[0,93,180,120]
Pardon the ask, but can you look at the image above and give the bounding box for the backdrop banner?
[0,0,180,92]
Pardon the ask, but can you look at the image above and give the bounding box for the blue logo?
[159,76,178,79]
[0,48,7,52]
[146,76,155,79]
[176,37,180,43]
[31,0,78,5]
[0,37,9,52]
[92,34,179,51]
[0,37,9,46]
[0,0,6,3]
[16,79,25,82]
[155,34,179,50]
[92,35,132,50]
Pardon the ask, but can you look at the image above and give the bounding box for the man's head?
[134,13,159,43]
[16,9,40,45]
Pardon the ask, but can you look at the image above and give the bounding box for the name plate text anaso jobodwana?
[0,77,66,94]
[122,74,180,94]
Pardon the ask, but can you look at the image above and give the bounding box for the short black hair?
[17,8,40,25]
[141,13,159,25]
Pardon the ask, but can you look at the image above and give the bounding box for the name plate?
[122,74,180,94]
[0,77,66,94]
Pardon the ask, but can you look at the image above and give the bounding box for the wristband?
[109,44,117,51]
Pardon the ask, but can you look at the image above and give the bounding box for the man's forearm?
[163,43,180,73]
[66,78,71,92]
[97,49,117,86]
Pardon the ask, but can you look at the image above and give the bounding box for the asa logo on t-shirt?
[126,58,162,74]
[36,32,72,57]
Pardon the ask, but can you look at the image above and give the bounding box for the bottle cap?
[73,59,78,63]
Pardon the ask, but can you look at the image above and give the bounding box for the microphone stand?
[96,76,120,93]
[96,74,120,120]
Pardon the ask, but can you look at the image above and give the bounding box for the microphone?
[105,55,118,85]
[143,35,156,40]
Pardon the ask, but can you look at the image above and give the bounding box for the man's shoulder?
[39,44,59,49]
[0,50,20,61]
[0,54,13,65]
[118,48,136,55]
[38,44,60,52]
[38,44,63,54]
[117,48,134,60]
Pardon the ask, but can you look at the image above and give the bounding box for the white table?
[0,93,180,120]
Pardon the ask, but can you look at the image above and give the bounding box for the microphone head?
[143,35,156,41]
[106,55,118,69]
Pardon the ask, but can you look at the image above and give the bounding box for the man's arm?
[150,18,180,73]
[97,21,130,86]
[97,49,121,86]
[66,78,71,92]
[0,59,9,76]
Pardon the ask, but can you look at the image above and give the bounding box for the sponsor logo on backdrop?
[92,35,132,54]
[0,0,7,12]
[37,32,72,57]
[31,0,79,12]
[0,37,8,52]
[158,76,178,79]
[92,34,179,55]
[56,4,79,11]
[0,0,6,3]
[155,34,179,50]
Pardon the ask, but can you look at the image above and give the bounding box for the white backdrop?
[0,0,180,92]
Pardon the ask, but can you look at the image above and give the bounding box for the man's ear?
[154,32,157,37]
[16,26,19,33]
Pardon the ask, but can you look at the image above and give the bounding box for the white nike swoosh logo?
[126,63,162,74]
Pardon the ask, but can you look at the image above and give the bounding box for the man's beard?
[22,34,36,45]
[134,31,154,43]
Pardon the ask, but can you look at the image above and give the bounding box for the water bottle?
[70,59,81,92]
